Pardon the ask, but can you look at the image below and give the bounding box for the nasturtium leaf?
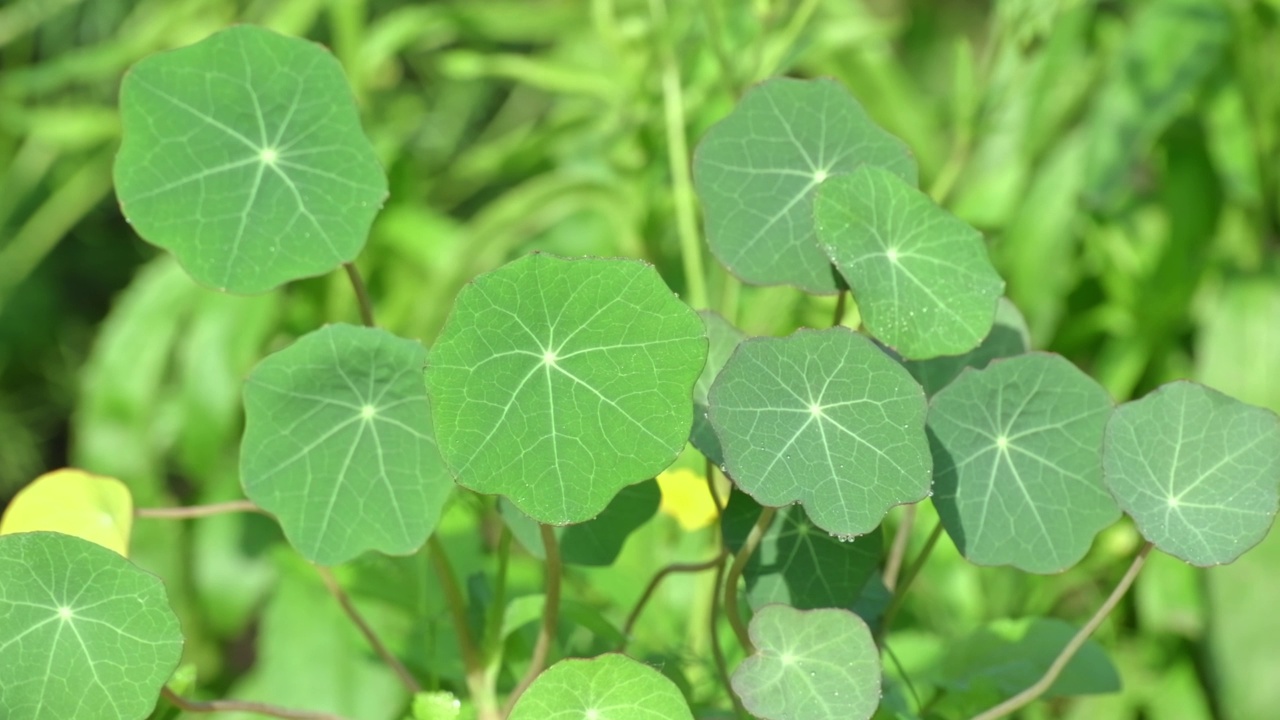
[929,353,1118,573]
[1103,381,1280,566]
[0,469,133,557]
[499,480,659,566]
[708,327,931,537]
[815,165,1005,359]
[691,310,747,467]
[693,77,918,294]
[114,25,387,294]
[426,253,707,525]
[731,605,880,720]
[507,653,694,720]
[412,691,462,720]
[904,297,1030,396]
[241,324,452,566]
[0,531,184,720]
[721,490,882,610]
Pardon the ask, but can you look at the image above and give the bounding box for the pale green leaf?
[508,654,694,720]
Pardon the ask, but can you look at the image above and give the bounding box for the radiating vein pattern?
[693,77,917,293]
[816,165,1005,360]
[241,324,451,565]
[427,254,707,525]
[115,25,387,293]
[0,532,183,720]
[929,353,1118,573]
[508,654,695,720]
[1103,380,1280,566]
[708,328,930,537]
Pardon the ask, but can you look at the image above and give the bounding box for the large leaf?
[721,489,881,610]
[241,324,452,565]
[731,605,880,720]
[114,25,387,293]
[0,531,184,720]
[691,310,747,467]
[426,253,707,525]
[707,327,931,537]
[499,480,660,566]
[928,353,1118,573]
[507,653,694,720]
[815,165,1005,359]
[0,469,133,557]
[693,77,917,294]
[903,297,1030,396]
[1103,381,1280,566]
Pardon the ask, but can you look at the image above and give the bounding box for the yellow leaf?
[656,468,722,531]
[0,468,134,557]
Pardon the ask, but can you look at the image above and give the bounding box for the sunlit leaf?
[815,165,1005,359]
[0,469,133,557]
[693,77,917,294]
[904,297,1030,396]
[1103,381,1280,566]
[499,480,659,566]
[708,327,931,537]
[507,654,694,720]
[731,605,880,720]
[691,310,747,467]
[0,531,183,720]
[241,324,452,565]
[929,353,1118,573]
[427,253,707,525]
[114,25,387,293]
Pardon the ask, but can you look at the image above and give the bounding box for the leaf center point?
[542,349,558,366]
[360,404,377,420]
[260,147,279,165]
[58,606,74,620]
[996,435,1008,450]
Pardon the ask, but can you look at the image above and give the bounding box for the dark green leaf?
[904,297,1030,396]
[499,480,659,566]
[691,310,747,466]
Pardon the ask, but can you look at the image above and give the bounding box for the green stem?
[622,553,727,644]
[881,504,918,591]
[502,525,562,717]
[832,288,848,327]
[700,0,743,97]
[724,506,776,652]
[482,526,513,660]
[877,520,943,643]
[135,500,262,519]
[428,535,487,708]
[161,687,349,720]
[315,566,421,694]
[343,262,376,328]
[650,0,709,309]
[968,542,1154,720]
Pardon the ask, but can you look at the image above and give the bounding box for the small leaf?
[815,165,1005,359]
[1103,381,1280,566]
[114,25,387,293]
[693,77,918,294]
[0,469,133,557]
[904,297,1030,396]
[691,310,747,467]
[507,653,694,720]
[929,353,1118,573]
[721,490,881,610]
[0,531,184,720]
[708,327,931,537]
[427,253,707,525]
[412,691,462,720]
[499,480,659,566]
[241,324,452,565]
[731,605,880,720]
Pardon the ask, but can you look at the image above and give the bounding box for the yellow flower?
[656,467,722,531]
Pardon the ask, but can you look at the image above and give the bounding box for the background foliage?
[2,0,1279,718]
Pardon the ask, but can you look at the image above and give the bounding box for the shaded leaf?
[691,310,747,467]
[904,297,1030,396]
[499,480,659,566]
[508,653,694,720]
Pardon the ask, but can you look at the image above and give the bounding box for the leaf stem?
[882,504,918,590]
[160,687,351,720]
[502,524,562,717]
[622,552,727,644]
[650,0,709,309]
[877,520,943,643]
[724,505,776,652]
[833,288,848,327]
[343,262,376,328]
[315,566,421,694]
[968,541,1154,720]
[134,500,263,519]
[707,554,747,718]
[427,535,486,706]
[483,526,513,660]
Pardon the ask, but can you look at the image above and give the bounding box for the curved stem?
[723,506,776,652]
[622,553,727,643]
[502,524,562,717]
[483,526,513,660]
[343,262,376,327]
[882,504,918,591]
[877,521,943,643]
[833,288,848,327]
[969,542,1154,720]
[161,687,350,720]
[428,535,485,703]
[135,500,262,519]
[315,566,420,694]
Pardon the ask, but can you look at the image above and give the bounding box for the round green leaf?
[691,310,747,466]
[0,531,184,720]
[904,297,1030,396]
[815,165,1005,359]
[708,327,931,537]
[241,324,452,566]
[731,605,880,720]
[426,253,707,525]
[928,353,1118,573]
[508,653,694,720]
[1103,381,1280,566]
[693,77,918,294]
[114,25,387,294]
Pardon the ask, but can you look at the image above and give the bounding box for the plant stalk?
[502,524,562,717]
[723,505,776,652]
[622,553,727,643]
[877,521,943,643]
[882,504,918,591]
[427,535,487,711]
[135,500,263,519]
[343,262,376,327]
[160,687,350,720]
[315,566,421,694]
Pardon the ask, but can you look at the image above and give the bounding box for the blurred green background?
[2,0,1279,718]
